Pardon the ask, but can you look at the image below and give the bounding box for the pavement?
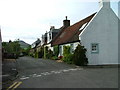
[3,56,118,89]
[2,59,18,88]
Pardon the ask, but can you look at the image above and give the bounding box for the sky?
[0,0,119,44]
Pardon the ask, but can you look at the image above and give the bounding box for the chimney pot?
[63,16,70,28]
[66,16,67,20]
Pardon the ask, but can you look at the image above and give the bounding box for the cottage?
[52,14,96,57]
[80,0,120,65]
[30,38,41,56]
[52,0,119,65]
[43,26,60,51]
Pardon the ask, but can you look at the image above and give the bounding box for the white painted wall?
[80,5,119,65]
[59,42,80,56]
[44,44,53,51]
[118,19,120,64]
[118,2,120,64]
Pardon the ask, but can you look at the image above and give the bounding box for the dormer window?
[79,23,88,31]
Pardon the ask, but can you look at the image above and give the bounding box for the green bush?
[43,46,53,59]
[73,44,88,66]
[38,46,44,58]
[63,46,70,55]
[51,56,58,60]
[53,45,59,57]
[44,46,48,59]
[29,53,34,57]
[46,49,53,59]
[63,53,73,64]
[62,46,73,64]
[34,52,38,58]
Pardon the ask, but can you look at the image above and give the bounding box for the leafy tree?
[2,40,21,58]
[21,45,31,56]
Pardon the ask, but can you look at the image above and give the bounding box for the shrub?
[34,52,38,58]
[73,44,88,66]
[44,46,48,59]
[63,46,70,55]
[62,54,73,64]
[44,46,54,59]
[52,56,58,60]
[53,45,59,57]
[62,46,73,64]
[38,46,44,58]
[46,49,53,59]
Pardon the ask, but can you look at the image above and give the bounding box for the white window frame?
[70,43,74,53]
[91,43,99,53]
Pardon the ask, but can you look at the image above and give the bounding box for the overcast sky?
[0,0,119,44]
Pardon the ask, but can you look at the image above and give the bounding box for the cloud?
[0,0,118,44]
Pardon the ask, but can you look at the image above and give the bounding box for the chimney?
[50,26,55,30]
[99,0,110,8]
[63,16,70,28]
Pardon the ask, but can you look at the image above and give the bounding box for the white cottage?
[52,14,96,56]
[80,0,120,65]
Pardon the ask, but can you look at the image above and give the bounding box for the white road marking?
[20,68,83,80]
[54,71,61,74]
[33,74,37,76]
[33,74,42,77]
[36,75,42,77]
[63,69,70,72]
[20,77,29,80]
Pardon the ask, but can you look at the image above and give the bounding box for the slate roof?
[52,13,96,46]
[18,40,30,49]
[31,39,41,48]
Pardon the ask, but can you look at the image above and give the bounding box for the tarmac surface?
[3,56,119,89]
[2,59,18,88]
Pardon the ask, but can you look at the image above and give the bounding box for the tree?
[21,45,31,56]
[2,40,22,58]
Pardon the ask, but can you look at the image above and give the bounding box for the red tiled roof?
[52,13,96,46]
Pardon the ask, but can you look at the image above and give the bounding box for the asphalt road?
[7,56,118,88]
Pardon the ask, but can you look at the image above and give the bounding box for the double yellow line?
[7,81,22,90]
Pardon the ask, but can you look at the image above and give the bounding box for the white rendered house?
[80,0,120,65]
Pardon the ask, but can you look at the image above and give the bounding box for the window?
[49,33,51,40]
[59,45,62,56]
[70,44,74,53]
[91,43,99,53]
